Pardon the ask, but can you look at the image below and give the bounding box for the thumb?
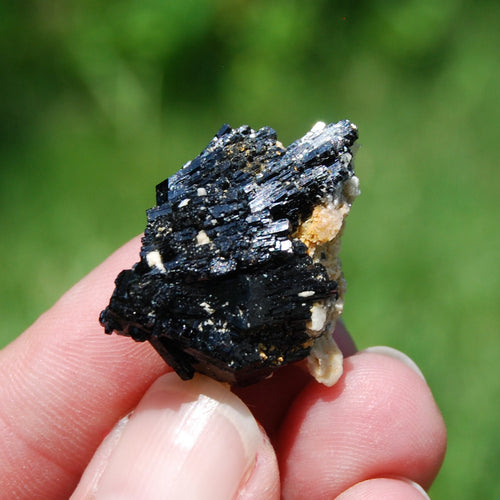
[71,373,278,499]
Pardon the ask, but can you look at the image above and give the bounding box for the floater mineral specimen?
[100,120,359,386]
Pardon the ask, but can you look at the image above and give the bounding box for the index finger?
[0,237,168,498]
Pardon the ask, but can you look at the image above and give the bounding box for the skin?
[0,237,446,499]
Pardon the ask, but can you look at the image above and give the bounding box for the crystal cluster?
[100,121,359,386]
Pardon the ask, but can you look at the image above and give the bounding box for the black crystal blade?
[100,121,358,386]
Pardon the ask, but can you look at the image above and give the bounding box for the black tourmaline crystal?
[100,121,359,386]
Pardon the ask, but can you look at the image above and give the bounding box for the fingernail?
[71,413,131,499]
[363,346,426,381]
[88,373,261,499]
[389,477,430,499]
[406,479,431,499]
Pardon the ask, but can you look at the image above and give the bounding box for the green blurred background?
[0,1,498,497]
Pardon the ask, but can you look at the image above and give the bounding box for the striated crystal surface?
[100,121,359,386]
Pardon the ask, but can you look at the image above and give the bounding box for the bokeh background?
[0,1,498,497]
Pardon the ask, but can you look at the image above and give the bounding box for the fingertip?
[236,428,280,500]
[336,477,430,500]
[73,373,279,499]
[362,345,426,381]
[355,349,447,482]
[278,350,446,498]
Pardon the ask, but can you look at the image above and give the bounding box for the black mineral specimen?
[100,121,359,386]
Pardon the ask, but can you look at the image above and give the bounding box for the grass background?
[0,1,498,497]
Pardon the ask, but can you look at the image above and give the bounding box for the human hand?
[0,237,446,499]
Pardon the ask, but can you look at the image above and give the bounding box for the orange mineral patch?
[294,204,348,256]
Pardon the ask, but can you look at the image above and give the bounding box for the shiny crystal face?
[100,121,359,386]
